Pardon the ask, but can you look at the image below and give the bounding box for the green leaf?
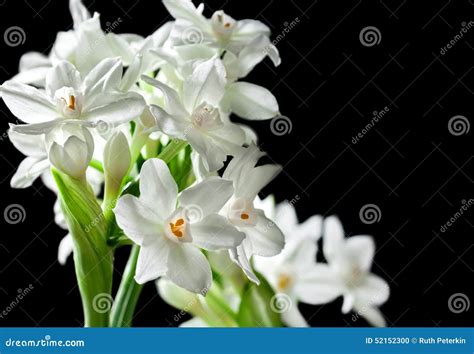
[52,169,113,327]
[236,272,284,327]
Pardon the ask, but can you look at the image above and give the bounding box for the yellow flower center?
[169,218,185,238]
[277,274,292,290]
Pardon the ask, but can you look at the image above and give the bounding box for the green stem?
[158,140,188,163]
[110,245,143,327]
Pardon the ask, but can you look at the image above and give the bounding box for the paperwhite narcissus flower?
[103,131,131,185]
[254,198,323,327]
[13,0,173,86]
[114,158,245,293]
[1,58,145,135]
[144,56,245,172]
[163,0,280,62]
[152,44,280,121]
[221,144,284,283]
[299,216,390,327]
[47,123,94,180]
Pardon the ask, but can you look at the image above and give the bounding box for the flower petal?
[323,215,345,265]
[139,158,178,218]
[58,233,74,265]
[281,303,309,327]
[0,81,56,123]
[345,235,375,272]
[114,194,163,246]
[222,82,279,120]
[135,238,170,284]
[10,157,50,189]
[83,57,123,102]
[46,61,82,98]
[229,245,260,284]
[165,243,212,293]
[8,129,47,157]
[245,211,285,257]
[179,176,233,216]
[354,301,386,327]
[190,214,245,250]
[296,264,345,305]
[354,274,390,306]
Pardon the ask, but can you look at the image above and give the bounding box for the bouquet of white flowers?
[0,0,389,327]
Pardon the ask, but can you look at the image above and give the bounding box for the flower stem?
[110,245,143,327]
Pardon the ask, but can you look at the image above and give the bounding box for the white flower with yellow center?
[220,144,285,284]
[1,57,145,135]
[114,158,245,293]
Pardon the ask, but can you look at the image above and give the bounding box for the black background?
[0,0,472,327]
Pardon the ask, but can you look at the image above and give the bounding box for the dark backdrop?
[0,0,472,327]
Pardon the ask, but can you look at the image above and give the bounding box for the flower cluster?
[1,0,389,327]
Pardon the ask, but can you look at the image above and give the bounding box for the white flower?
[144,56,245,172]
[103,131,131,185]
[47,123,94,179]
[13,0,172,86]
[221,144,284,284]
[163,0,280,62]
[299,216,390,327]
[2,58,145,135]
[254,198,323,327]
[114,158,245,293]
[152,44,280,121]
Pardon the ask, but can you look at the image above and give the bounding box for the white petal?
[165,243,212,293]
[281,303,309,327]
[8,129,47,157]
[297,215,323,241]
[120,54,142,91]
[0,81,56,123]
[341,293,355,314]
[58,234,74,265]
[354,274,390,306]
[162,0,210,30]
[114,195,163,245]
[141,75,188,118]
[179,176,233,216]
[190,214,245,250]
[10,157,50,189]
[275,202,298,230]
[229,245,260,284]
[354,301,387,327]
[19,51,50,72]
[183,57,226,112]
[135,239,170,284]
[346,235,375,272]
[179,317,208,327]
[186,128,227,172]
[10,120,60,135]
[82,92,145,125]
[245,211,285,257]
[156,277,201,311]
[149,104,188,137]
[323,216,345,264]
[296,264,345,305]
[69,0,91,28]
[222,82,279,120]
[139,158,178,217]
[239,164,281,200]
[83,57,123,100]
[46,61,82,98]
